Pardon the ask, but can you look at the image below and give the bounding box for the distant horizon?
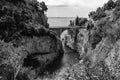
[46,6,93,18]
[48,17,75,27]
[48,16,87,18]
[39,0,108,17]
[40,0,109,27]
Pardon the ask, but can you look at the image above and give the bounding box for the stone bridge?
[49,26,86,38]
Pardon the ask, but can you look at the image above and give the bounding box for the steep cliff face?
[60,29,77,50]
[60,27,89,59]
[76,28,89,57]
[60,0,120,79]
[0,0,64,80]
[80,0,120,79]
[105,39,120,78]
[85,11,120,69]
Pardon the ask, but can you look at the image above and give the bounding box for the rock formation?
[59,0,120,79]
[0,0,64,80]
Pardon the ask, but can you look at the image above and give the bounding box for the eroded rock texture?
[105,39,120,78]
[59,0,120,79]
[0,0,64,80]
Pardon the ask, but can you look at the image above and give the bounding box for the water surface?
[48,17,75,27]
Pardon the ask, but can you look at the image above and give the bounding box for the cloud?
[77,0,108,8]
[38,0,108,8]
[38,0,66,6]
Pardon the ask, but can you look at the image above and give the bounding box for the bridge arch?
[49,26,85,38]
[60,29,69,43]
[50,28,70,38]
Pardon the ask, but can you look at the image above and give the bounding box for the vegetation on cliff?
[0,0,50,42]
[69,16,88,26]
[83,0,120,79]
[64,0,120,80]
[0,0,65,80]
[2,0,120,79]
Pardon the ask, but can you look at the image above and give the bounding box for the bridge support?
[49,26,85,38]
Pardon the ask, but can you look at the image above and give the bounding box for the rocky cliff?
[80,0,120,79]
[0,0,64,80]
[59,0,120,79]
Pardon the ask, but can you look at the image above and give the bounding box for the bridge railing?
[49,26,86,38]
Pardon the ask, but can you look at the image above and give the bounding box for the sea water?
[48,17,75,27]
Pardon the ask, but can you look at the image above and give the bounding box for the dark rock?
[0,64,14,80]
[0,0,64,80]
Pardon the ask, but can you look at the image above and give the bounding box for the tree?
[74,16,87,26]
[112,7,120,21]
[75,16,79,26]
[39,1,48,12]
[69,20,74,26]
[86,20,94,30]
[115,0,120,7]
[5,0,26,4]
[89,11,96,19]
[103,0,116,11]
[78,18,87,26]
[88,7,106,21]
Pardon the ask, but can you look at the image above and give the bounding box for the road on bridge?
[49,26,86,38]
[50,26,85,29]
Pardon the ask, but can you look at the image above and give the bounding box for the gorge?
[1,0,120,80]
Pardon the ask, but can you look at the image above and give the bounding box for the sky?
[38,0,109,17]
